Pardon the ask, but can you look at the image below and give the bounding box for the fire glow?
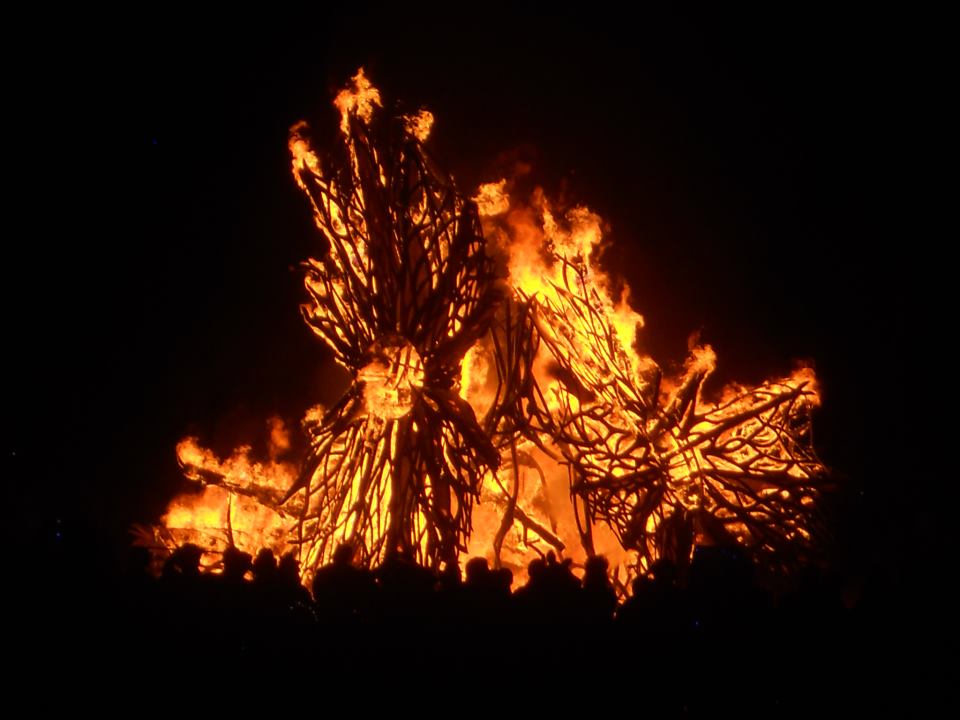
[147,70,826,592]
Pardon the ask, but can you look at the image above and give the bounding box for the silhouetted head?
[586,555,608,573]
[439,563,461,588]
[528,558,546,582]
[222,546,253,580]
[168,543,203,577]
[252,549,277,581]
[278,552,301,584]
[333,544,355,567]
[584,555,610,585]
[465,557,490,585]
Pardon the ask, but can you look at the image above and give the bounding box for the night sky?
[6,7,942,585]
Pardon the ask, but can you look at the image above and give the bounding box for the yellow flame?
[405,109,434,142]
[162,423,299,571]
[334,68,381,135]
[473,180,510,217]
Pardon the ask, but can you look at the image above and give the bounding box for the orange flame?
[157,419,299,571]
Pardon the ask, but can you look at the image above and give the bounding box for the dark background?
[5,6,943,590]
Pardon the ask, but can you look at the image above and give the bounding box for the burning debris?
[146,69,827,591]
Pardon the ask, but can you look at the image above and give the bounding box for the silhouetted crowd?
[12,538,942,711]
[103,542,871,664]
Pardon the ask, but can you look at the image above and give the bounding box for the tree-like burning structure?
[284,73,500,571]
[500,205,823,575]
[151,71,827,588]
[468,193,825,581]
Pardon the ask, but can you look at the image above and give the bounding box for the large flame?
[156,417,299,568]
[149,70,826,591]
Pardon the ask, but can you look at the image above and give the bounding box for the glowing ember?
[148,69,827,591]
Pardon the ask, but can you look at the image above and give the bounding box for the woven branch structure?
[285,76,503,571]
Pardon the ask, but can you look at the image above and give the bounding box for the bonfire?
[145,70,827,591]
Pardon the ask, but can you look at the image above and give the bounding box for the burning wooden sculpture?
[479,195,824,576]
[284,73,500,571]
[151,71,826,587]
